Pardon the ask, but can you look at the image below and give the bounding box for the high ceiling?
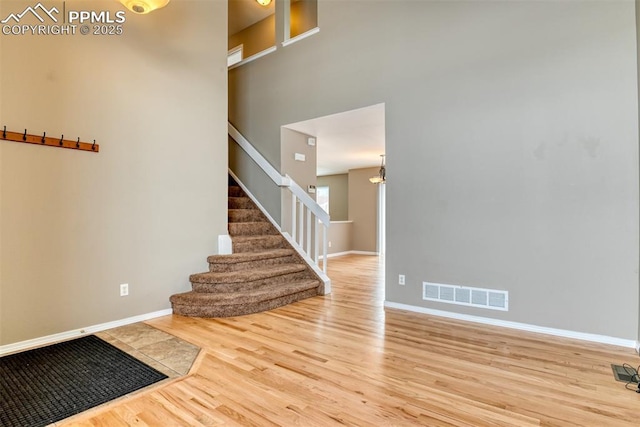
[284,104,386,176]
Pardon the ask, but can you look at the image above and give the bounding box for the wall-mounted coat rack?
[1,126,99,153]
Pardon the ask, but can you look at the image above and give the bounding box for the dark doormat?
[0,334,168,427]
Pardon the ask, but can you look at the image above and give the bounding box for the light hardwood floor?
[61,255,640,426]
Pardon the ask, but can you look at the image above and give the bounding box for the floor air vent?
[423,282,508,311]
[611,364,639,383]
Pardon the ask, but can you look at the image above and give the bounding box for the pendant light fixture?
[256,0,272,6]
[119,0,170,14]
[369,154,386,184]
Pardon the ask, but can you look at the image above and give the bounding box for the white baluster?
[323,225,328,274]
[298,199,304,247]
[306,209,312,256]
[291,194,297,242]
[314,219,320,263]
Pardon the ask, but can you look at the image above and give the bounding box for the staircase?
[169,178,323,317]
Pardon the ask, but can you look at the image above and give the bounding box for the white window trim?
[227,44,243,68]
[282,27,320,47]
[228,46,277,70]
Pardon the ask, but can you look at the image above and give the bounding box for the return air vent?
[422,282,508,311]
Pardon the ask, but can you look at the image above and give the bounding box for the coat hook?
[60,135,64,146]
[92,140,96,151]
[42,132,46,144]
[2,126,6,139]
[23,129,27,141]
[76,137,80,148]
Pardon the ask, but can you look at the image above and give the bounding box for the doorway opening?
[282,103,386,261]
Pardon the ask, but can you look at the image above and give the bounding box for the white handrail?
[228,123,291,187]
[228,122,331,290]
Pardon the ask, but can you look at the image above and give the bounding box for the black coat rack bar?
[1,126,99,153]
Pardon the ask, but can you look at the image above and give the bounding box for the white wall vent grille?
[422,282,508,311]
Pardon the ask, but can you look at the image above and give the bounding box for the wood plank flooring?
[60,255,640,426]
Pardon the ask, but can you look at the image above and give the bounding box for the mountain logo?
[1,2,59,24]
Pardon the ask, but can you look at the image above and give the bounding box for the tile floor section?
[96,322,200,379]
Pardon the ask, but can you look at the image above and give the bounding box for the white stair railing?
[288,178,329,274]
[228,123,331,292]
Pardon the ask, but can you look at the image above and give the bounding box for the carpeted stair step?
[228,185,244,197]
[228,208,266,223]
[208,249,298,272]
[232,235,288,252]
[170,279,320,317]
[228,196,254,209]
[229,222,279,236]
[190,264,309,293]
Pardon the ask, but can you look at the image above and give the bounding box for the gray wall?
[325,221,352,255]
[281,127,317,235]
[0,0,228,345]
[229,0,640,339]
[317,174,348,221]
[348,167,379,253]
[281,128,317,193]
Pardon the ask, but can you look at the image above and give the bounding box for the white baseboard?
[320,251,351,259]
[320,250,379,260]
[0,308,173,356]
[384,301,637,349]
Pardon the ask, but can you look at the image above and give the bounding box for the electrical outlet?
[120,283,129,297]
[399,274,405,285]
[328,241,332,248]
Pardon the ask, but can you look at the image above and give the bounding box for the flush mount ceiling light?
[256,0,272,6]
[369,154,386,184]
[119,0,170,14]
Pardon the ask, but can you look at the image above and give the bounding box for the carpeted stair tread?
[228,208,266,223]
[192,270,310,293]
[232,235,287,252]
[171,289,319,318]
[170,280,320,317]
[178,279,319,303]
[228,186,244,197]
[190,264,307,284]
[228,197,255,209]
[229,222,279,236]
[207,249,294,264]
[207,249,298,273]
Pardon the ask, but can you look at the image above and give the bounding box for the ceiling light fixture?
[256,0,272,6]
[369,154,386,184]
[119,0,170,14]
